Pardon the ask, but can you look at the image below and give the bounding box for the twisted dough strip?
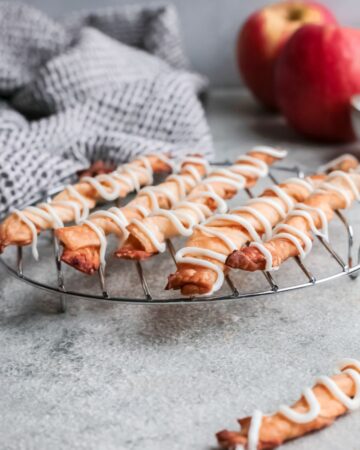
[55,156,210,274]
[166,176,321,296]
[0,153,172,257]
[226,169,360,272]
[115,146,286,261]
[166,155,358,295]
[217,358,360,450]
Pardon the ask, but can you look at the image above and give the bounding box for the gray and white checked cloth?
[0,2,213,216]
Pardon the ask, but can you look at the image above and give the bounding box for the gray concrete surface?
[23,0,360,86]
[1,89,360,449]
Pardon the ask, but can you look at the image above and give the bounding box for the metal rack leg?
[262,271,279,291]
[166,239,177,265]
[17,246,23,277]
[135,261,152,301]
[58,293,67,313]
[294,256,316,284]
[52,231,67,312]
[98,264,109,298]
[351,245,360,280]
[317,236,347,271]
[335,210,354,270]
[267,171,279,185]
[225,274,239,296]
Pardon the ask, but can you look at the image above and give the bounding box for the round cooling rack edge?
[1,161,360,310]
[1,256,360,306]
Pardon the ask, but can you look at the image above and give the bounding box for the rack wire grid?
[1,161,359,312]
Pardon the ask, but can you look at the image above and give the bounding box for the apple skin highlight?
[237,1,337,109]
[276,24,360,142]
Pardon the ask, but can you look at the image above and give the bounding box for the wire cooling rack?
[1,162,359,312]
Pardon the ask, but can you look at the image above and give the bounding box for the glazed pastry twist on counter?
[217,358,360,450]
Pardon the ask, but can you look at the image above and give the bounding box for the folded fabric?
[0,2,213,216]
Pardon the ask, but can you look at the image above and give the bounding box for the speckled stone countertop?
[1,89,360,450]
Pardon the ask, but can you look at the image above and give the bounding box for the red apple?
[275,24,360,142]
[237,1,337,109]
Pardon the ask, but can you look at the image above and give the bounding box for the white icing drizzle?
[146,152,174,170]
[156,209,196,236]
[13,154,158,260]
[175,246,227,294]
[131,218,166,252]
[246,358,360,450]
[316,182,352,208]
[138,185,178,210]
[272,223,313,260]
[121,166,142,192]
[234,155,269,177]
[284,177,314,193]
[182,165,203,183]
[25,206,54,225]
[210,168,247,184]
[326,171,360,203]
[207,214,263,243]
[246,197,287,220]
[287,204,329,240]
[13,210,40,261]
[55,200,83,224]
[317,373,360,410]
[230,164,266,178]
[314,171,360,209]
[89,207,130,243]
[111,170,139,191]
[337,358,360,372]
[202,174,246,190]
[250,203,329,271]
[249,241,274,271]
[132,204,150,218]
[319,153,358,173]
[231,206,273,241]
[251,145,288,159]
[134,191,228,254]
[196,224,237,252]
[181,156,210,175]
[137,161,206,212]
[179,156,210,186]
[14,203,76,260]
[14,202,65,261]
[166,174,188,198]
[81,174,122,201]
[136,155,153,173]
[174,201,211,222]
[188,191,228,214]
[66,185,89,221]
[82,220,107,266]
[264,185,295,211]
[38,203,64,228]
[279,387,320,423]
[82,155,155,201]
[247,410,263,450]
[195,147,285,198]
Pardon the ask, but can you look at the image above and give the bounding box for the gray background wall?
[23,0,360,86]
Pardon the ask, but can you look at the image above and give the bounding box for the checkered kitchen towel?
[0,2,213,216]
